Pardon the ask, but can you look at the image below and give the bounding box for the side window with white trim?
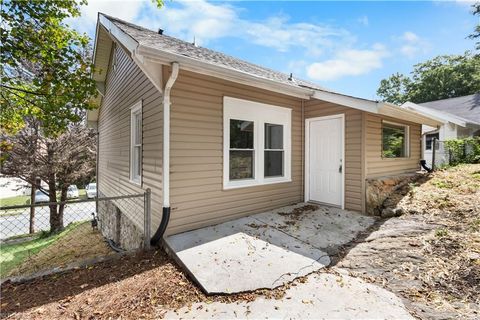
[130,101,142,184]
[382,120,409,158]
[223,97,291,189]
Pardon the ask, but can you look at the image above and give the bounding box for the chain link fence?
[431,138,480,169]
[0,191,150,280]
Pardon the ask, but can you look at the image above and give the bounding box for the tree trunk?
[29,182,35,234]
[58,188,67,230]
[48,180,63,233]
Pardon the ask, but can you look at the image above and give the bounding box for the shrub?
[443,137,480,165]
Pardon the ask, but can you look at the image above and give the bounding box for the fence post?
[431,138,436,171]
[144,188,152,250]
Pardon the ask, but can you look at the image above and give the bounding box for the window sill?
[381,156,410,160]
[129,178,142,187]
[223,177,292,190]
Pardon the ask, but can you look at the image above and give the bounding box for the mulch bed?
[1,248,292,319]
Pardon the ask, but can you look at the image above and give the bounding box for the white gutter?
[379,103,443,127]
[162,62,179,208]
[312,90,380,113]
[403,101,480,128]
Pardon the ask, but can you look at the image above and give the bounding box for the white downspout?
[163,62,179,207]
[151,61,179,245]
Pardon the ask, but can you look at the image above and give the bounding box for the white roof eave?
[401,102,467,127]
[380,103,443,127]
[92,14,447,126]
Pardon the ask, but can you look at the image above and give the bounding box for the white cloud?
[137,0,237,45]
[454,0,476,6]
[73,0,352,55]
[398,31,430,58]
[72,0,390,83]
[306,44,389,81]
[402,31,419,42]
[69,0,147,34]
[240,17,350,55]
[357,15,369,26]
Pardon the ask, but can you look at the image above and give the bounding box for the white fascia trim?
[379,103,443,127]
[136,45,314,100]
[312,90,380,113]
[99,14,138,54]
[92,18,102,71]
[401,102,465,127]
[98,15,164,94]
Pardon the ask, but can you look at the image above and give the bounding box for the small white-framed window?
[130,101,142,184]
[382,120,410,158]
[223,97,291,189]
[425,132,440,151]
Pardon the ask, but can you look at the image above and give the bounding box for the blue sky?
[72,0,478,99]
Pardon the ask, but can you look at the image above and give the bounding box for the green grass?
[0,195,30,207]
[0,189,87,207]
[0,222,83,278]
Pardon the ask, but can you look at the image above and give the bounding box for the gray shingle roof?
[420,93,480,124]
[103,14,328,92]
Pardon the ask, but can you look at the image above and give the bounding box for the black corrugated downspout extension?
[420,160,432,173]
[151,207,170,246]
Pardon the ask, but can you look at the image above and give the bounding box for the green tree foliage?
[1,118,96,232]
[377,52,480,104]
[376,73,411,105]
[469,2,480,50]
[443,138,480,166]
[1,0,97,136]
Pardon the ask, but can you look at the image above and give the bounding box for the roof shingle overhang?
[88,13,443,127]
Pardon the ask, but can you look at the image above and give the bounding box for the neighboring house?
[402,94,480,167]
[87,14,441,246]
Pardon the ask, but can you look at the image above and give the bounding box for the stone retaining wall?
[365,173,425,217]
[97,194,145,251]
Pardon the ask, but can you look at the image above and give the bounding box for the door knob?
[339,164,342,173]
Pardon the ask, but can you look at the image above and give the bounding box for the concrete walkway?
[165,203,376,294]
[164,270,413,320]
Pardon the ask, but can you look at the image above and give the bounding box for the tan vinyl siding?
[365,114,422,178]
[304,100,364,212]
[167,68,304,235]
[98,44,163,231]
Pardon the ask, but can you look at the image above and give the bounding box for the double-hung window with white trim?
[130,101,142,184]
[223,97,291,189]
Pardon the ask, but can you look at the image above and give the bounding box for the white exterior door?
[306,115,344,207]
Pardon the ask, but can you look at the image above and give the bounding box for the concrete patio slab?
[254,204,376,253]
[163,270,413,320]
[165,203,376,294]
